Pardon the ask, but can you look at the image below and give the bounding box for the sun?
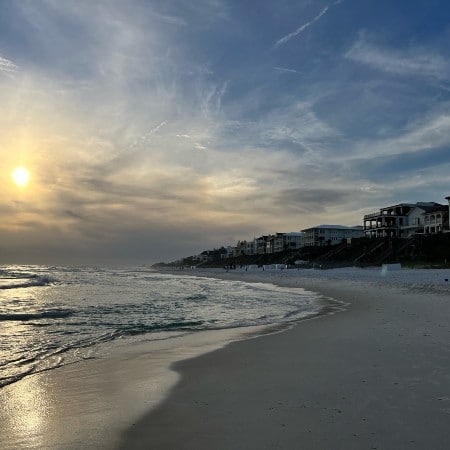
[12,167,30,187]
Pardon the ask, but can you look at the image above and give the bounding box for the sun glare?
[12,167,30,187]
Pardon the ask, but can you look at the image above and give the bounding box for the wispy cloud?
[274,0,343,48]
[273,66,300,74]
[0,55,19,76]
[259,101,341,153]
[2,0,449,263]
[149,10,187,26]
[345,38,450,81]
[351,113,450,160]
[200,80,229,117]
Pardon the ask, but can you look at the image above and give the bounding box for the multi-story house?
[446,196,450,233]
[364,202,446,238]
[275,232,304,252]
[254,236,268,255]
[301,225,364,247]
[224,246,234,258]
[265,232,304,254]
[265,235,275,254]
[233,240,248,257]
[423,204,449,234]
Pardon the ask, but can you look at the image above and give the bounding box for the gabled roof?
[415,202,446,213]
[422,205,448,215]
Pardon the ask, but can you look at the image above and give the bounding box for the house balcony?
[364,212,381,220]
[364,221,397,229]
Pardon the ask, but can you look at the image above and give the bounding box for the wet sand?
[119,268,450,449]
[0,324,271,450]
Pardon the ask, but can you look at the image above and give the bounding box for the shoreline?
[119,267,450,449]
[1,269,328,450]
[0,319,281,450]
[1,267,449,449]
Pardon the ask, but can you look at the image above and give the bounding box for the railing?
[364,224,397,229]
[364,212,381,220]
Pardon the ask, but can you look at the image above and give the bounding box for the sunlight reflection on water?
[1,376,51,449]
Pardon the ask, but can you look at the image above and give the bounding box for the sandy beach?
[119,267,450,449]
[1,266,449,449]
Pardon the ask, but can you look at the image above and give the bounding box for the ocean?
[0,265,323,390]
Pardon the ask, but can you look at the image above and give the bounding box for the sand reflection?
[0,375,52,449]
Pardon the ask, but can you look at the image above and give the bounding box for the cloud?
[345,38,450,81]
[149,10,187,26]
[275,187,351,213]
[0,55,18,76]
[200,81,229,118]
[274,0,344,48]
[1,0,449,264]
[273,66,300,74]
[259,101,341,154]
[348,112,450,161]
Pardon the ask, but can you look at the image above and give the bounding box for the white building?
[445,196,450,233]
[423,205,448,234]
[254,236,268,255]
[264,232,305,254]
[274,232,304,253]
[363,202,446,238]
[301,225,364,247]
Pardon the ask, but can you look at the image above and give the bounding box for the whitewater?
[0,265,324,389]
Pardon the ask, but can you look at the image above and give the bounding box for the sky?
[1,0,450,265]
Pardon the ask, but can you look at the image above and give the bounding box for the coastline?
[1,266,449,449]
[119,267,450,449]
[0,319,276,450]
[2,267,321,450]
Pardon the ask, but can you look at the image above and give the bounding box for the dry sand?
[119,267,450,449]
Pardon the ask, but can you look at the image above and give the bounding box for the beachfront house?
[363,202,447,238]
[254,236,268,255]
[423,204,449,234]
[301,225,364,247]
[265,235,275,254]
[194,248,229,262]
[275,232,304,252]
[265,232,304,254]
[233,241,253,257]
[446,196,450,233]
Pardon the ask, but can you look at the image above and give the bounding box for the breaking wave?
[0,265,324,389]
[0,274,55,290]
[0,309,74,322]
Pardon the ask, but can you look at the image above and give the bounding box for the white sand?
[120,267,450,449]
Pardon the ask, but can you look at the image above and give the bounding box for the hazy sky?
[1,0,450,264]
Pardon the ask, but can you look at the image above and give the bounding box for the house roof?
[415,202,446,213]
[422,205,448,215]
[379,202,445,214]
[301,224,364,232]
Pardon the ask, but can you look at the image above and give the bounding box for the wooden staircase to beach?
[353,240,387,264]
[316,242,348,263]
[375,238,417,264]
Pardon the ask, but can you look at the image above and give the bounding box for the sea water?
[0,265,322,389]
